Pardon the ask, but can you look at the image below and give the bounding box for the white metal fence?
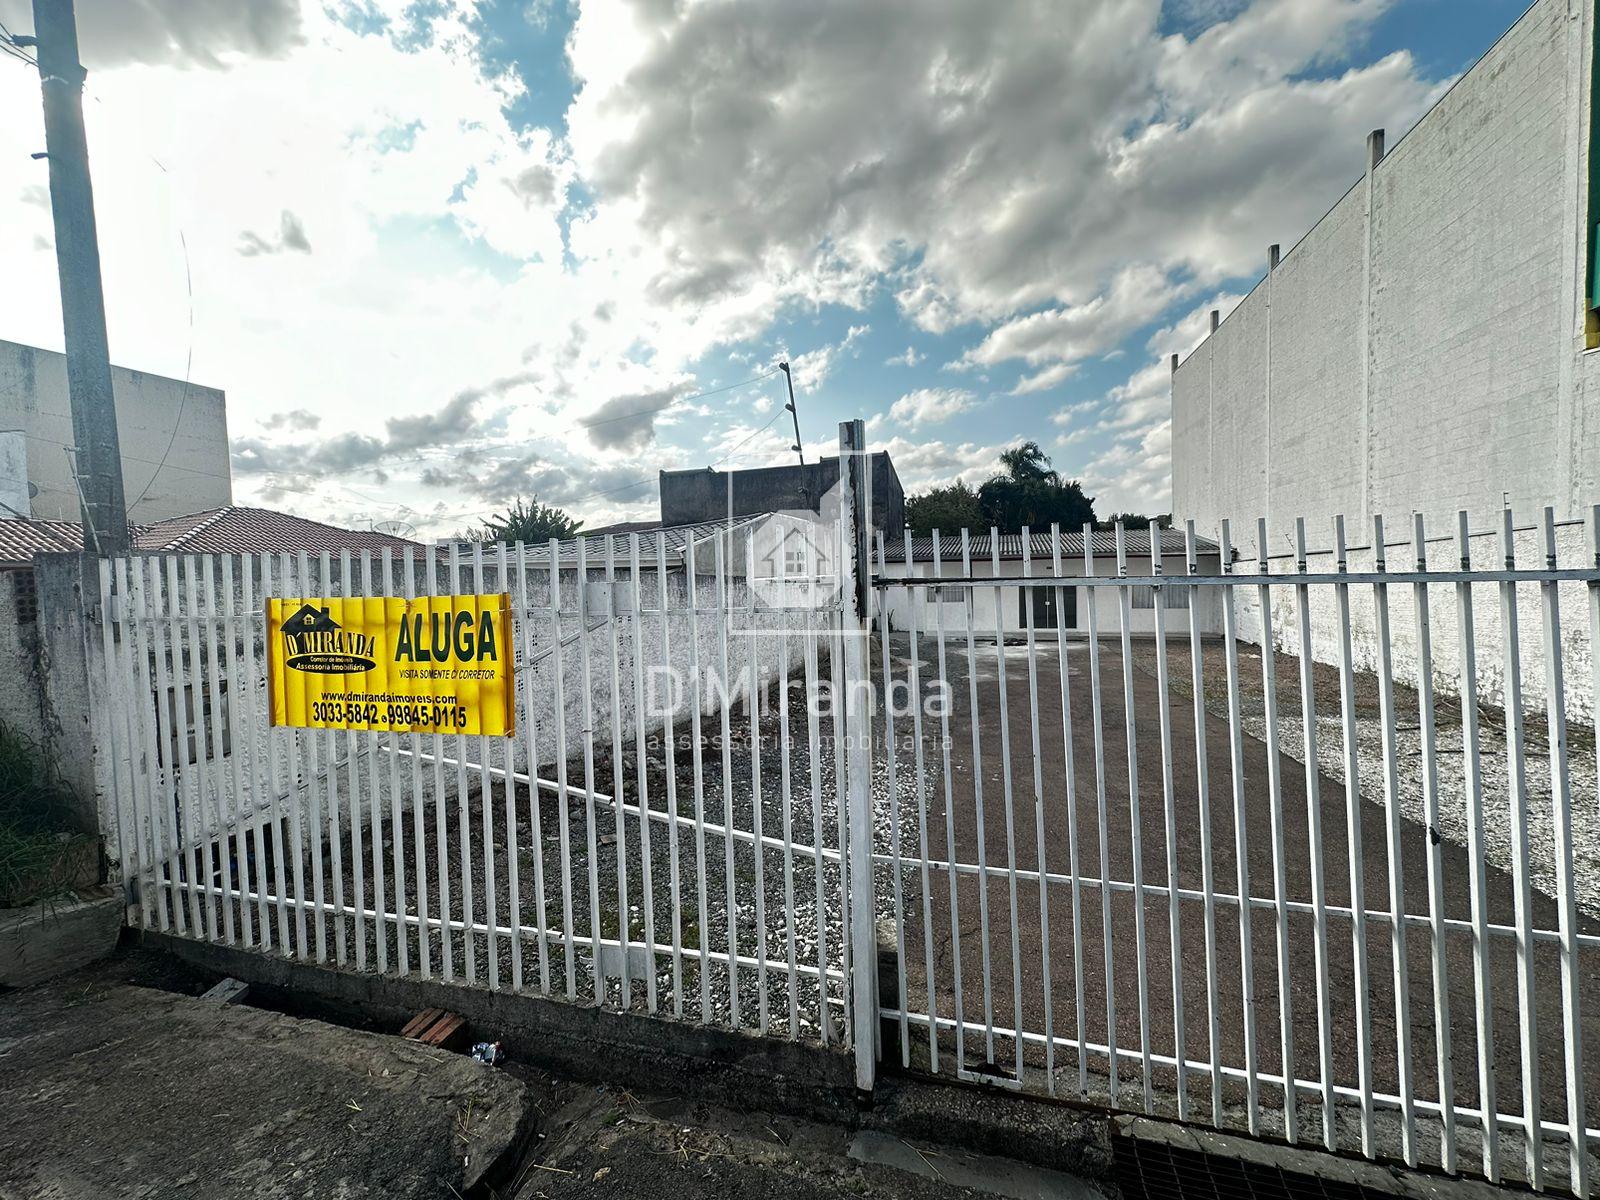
[95,520,861,1046]
[871,506,1600,1195]
[86,425,1600,1195]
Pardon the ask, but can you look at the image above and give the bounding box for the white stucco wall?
[878,550,1226,639]
[1173,0,1594,539]
[0,338,231,524]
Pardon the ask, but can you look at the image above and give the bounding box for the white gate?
[92,451,880,1055]
[871,507,1600,1195]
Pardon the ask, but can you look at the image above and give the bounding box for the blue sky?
[0,0,1530,533]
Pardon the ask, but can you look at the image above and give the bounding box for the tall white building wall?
[0,338,230,524]
[1171,0,1599,720]
[1173,0,1593,544]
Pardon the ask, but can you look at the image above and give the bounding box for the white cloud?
[888,387,976,428]
[885,345,922,368]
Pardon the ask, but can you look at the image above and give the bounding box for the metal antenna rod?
[778,361,804,466]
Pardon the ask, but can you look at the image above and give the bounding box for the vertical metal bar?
[228,556,267,948]
[801,530,832,1043]
[1539,506,1586,1197]
[380,548,409,977]
[1332,516,1375,1154]
[832,513,855,1051]
[1371,516,1416,1164]
[1183,522,1223,1122]
[180,555,221,942]
[516,541,550,993]
[1020,530,1055,1093]
[358,551,388,974]
[880,530,910,1065]
[1147,528,1186,1119]
[195,555,231,942]
[745,530,769,1033]
[575,536,604,1001]
[340,551,367,972]
[415,550,449,979]
[683,533,713,1021]
[1498,509,1542,1190]
[1455,512,1497,1182]
[1051,525,1086,1096]
[655,533,683,1017]
[985,531,1024,1088]
[1083,522,1117,1103]
[627,533,659,1012]
[316,552,346,966]
[470,543,493,988]
[775,527,800,1036]
[1256,519,1297,1143]
[602,535,630,1004]
[499,541,523,993]
[1411,515,1455,1172]
[932,531,964,1070]
[1219,522,1259,1133]
[258,553,291,951]
[295,550,329,963]
[713,531,740,1024]
[839,420,877,1092]
[146,557,188,935]
[216,556,252,947]
[547,537,576,998]
[274,553,309,957]
[1291,519,1336,1148]
[1114,523,1153,1112]
[401,547,431,980]
[451,543,476,983]
[905,527,938,1071]
[961,527,996,1065]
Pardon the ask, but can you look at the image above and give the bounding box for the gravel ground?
[1126,640,1600,919]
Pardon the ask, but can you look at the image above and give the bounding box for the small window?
[12,570,37,624]
[1130,583,1189,611]
[783,547,808,577]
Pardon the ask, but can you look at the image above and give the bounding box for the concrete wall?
[1173,0,1593,539]
[1172,0,1599,720]
[879,551,1226,639]
[0,570,55,755]
[0,339,230,524]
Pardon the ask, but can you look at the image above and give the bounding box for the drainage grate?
[1112,1136,1384,1200]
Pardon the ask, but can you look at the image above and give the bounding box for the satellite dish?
[373,519,417,538]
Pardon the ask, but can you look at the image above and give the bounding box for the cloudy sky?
[0,0,1519,536]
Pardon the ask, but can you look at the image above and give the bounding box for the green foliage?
[976,441,1096,534]
[462,495,583,545]
[0,721,96,908]
[1095,512,1173,530]
[904,442,1097,536]
[905,481,985,536]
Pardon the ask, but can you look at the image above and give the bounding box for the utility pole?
[777,361,804,465]
[26,0,128,552]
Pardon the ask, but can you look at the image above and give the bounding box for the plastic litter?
[469,1040,504,1066]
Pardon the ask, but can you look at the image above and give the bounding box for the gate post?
[837,419,878,1095]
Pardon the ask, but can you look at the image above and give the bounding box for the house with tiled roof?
[0,506,420,571]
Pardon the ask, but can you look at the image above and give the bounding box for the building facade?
[660,452,905,535]
[1172,0,1598,547]
[0,338,231,524]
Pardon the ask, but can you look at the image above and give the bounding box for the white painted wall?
[1173,0,1594,540]
[878,551,1225,639]
[0,338,230,523]
[1172,0,1599,721]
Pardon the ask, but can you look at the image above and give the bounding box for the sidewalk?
[0,947,1105,1199]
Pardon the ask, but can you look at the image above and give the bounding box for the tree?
[976,441,1095,533]
[462,496,582,544]
[905,481,985,536]
[1095,512,1172,531]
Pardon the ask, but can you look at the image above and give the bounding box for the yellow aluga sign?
[267,594,515,736]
